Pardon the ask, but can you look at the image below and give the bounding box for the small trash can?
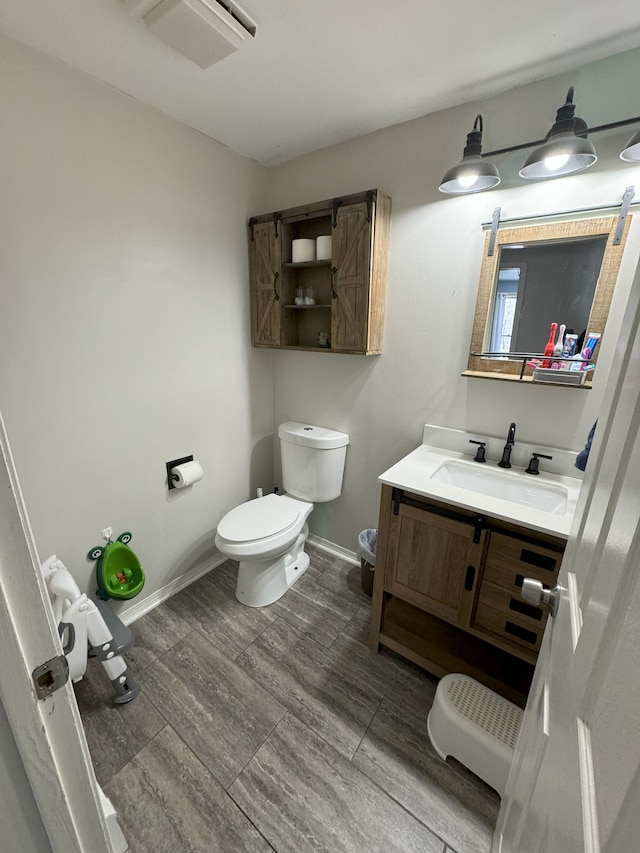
[358,528,377,596]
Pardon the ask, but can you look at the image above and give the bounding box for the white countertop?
[379,442,583,540]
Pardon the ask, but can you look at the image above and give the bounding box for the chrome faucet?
[498,422,516,468]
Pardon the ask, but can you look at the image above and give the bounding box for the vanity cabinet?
[249,189,391,354]
[370,485,565,705]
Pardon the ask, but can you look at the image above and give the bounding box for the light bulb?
[544,153,570,172]
[458,173,480,188]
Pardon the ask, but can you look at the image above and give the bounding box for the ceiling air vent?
[123,0,256,69]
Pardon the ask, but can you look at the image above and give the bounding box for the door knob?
[521,578,561,617]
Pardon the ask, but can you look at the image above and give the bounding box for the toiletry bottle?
[553,324,566,358]
[579,347,592,370]
[563,334,578,358]
[542,322,558,368]
[579,333,600,370]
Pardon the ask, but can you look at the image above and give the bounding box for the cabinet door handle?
[464,565,476,591]
[331,266,338,299]
[273,271,280,301]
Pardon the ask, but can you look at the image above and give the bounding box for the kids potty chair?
[41,554,141,705]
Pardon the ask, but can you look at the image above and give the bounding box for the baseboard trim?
[118,553,228,626]
[307,533,358,565]
[119,535,356,626]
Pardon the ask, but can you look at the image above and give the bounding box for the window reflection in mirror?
[466,215,631,382]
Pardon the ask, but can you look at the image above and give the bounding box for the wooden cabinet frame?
[249,189,391,354]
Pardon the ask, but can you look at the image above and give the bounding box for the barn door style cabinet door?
[249,189,392,354]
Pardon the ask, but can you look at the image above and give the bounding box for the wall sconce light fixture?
[620,129,640,162]
[438,115,501,194]
[519,87,596,179]
[439,87,640,195]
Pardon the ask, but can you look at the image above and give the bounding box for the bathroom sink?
[430,459,568,514]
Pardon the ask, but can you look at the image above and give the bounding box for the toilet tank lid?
[278,422,349,449]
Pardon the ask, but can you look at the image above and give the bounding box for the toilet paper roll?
[292,238,315,263]
[171,460,204,488]
[316,235,332,260]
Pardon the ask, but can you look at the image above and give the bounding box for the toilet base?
[236,525,310,607]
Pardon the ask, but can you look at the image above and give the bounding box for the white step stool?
[427,673,523,796]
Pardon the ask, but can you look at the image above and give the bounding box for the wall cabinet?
[370,485,565,706]
[249,189,391,354]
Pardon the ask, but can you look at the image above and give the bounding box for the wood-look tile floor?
[75,544,499,853]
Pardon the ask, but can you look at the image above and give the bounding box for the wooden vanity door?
[385,500,486,627]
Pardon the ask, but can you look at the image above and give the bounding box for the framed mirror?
[465,215,632,383]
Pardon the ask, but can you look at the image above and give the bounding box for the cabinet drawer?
[483,532,562,594]
[473,581,547,653]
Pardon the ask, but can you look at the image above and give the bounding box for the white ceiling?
[3,1,640,166]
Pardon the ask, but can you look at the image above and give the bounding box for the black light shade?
[439,115,500,194]
[620,129,640,162]
[520,87,597,179]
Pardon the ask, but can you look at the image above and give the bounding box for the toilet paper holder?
[166,454,193,490]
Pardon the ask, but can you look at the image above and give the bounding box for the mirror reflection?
[466,215,631,382]
[488,237,607,355]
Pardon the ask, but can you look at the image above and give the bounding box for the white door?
[0,414,117,853]
[495,255,640,852]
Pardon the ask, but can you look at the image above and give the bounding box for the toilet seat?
[215,494,312,564]
[217,493,304,543]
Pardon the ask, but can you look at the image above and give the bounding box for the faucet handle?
[469,440,487,463]
[526,452,552,475]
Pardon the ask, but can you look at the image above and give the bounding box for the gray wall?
[0,33,272,609]
[267,48,640,552]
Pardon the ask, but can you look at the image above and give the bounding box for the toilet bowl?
[215,494,313,607]
[215,422,349,607]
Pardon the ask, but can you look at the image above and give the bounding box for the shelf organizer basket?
[427,673,523,796]
[532,366,587,385]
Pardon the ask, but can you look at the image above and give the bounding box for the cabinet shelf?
[284,304,332,309]
[379,597,534,707]
[280,345,334,352]
[284,260,332,269]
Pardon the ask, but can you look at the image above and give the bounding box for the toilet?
[215,422,349,607]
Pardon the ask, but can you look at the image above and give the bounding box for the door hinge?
[473,516,484,543]
[366,189,375,222]
[32,655,69,700]
[614,185,634,245]
[488,206,501,256]
[332,198,343,228]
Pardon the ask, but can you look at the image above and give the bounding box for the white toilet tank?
[278,422,349,502]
